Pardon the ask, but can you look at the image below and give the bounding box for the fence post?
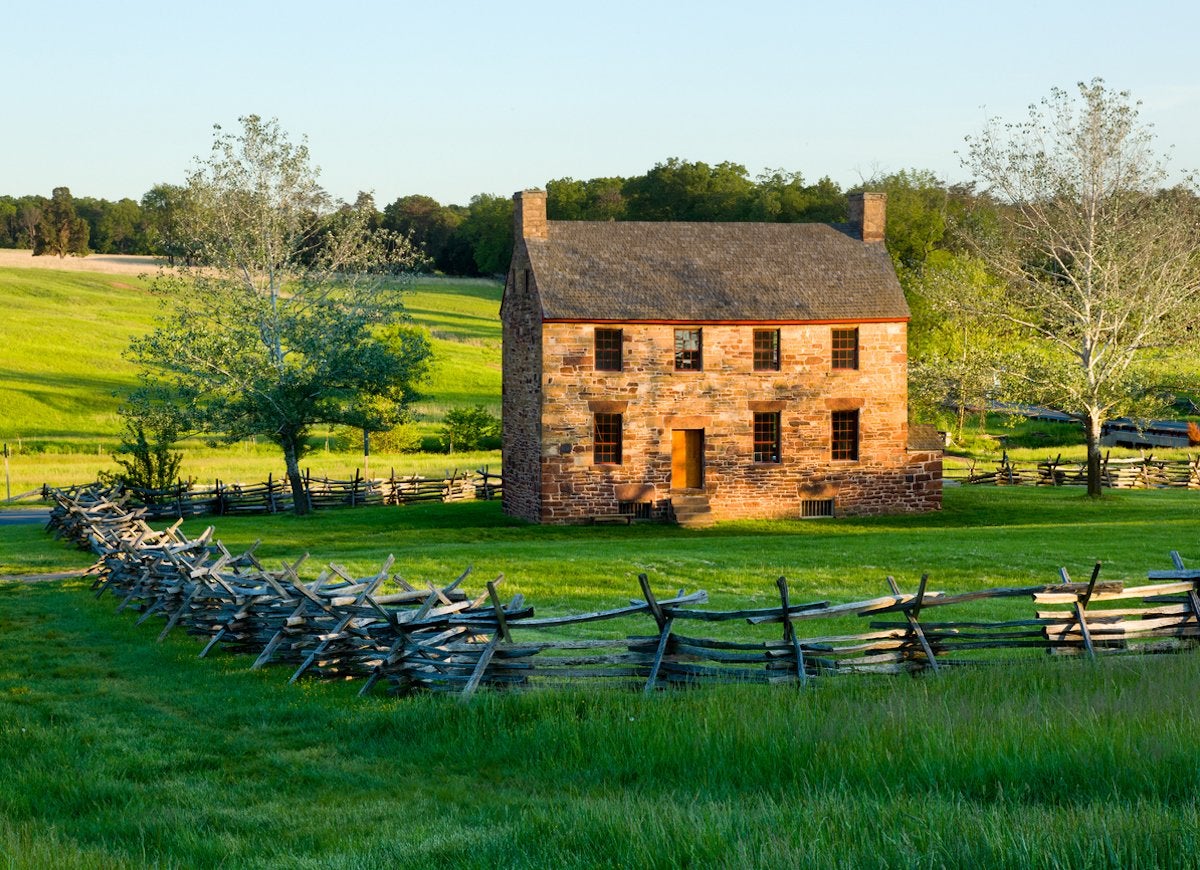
[777,576,808,686]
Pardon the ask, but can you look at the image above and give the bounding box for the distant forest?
[0,159,867,277]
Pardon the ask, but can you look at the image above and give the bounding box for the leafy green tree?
[961,79,1200,496]
[76,197,147,254]
[623,158,756,221]
[369,421,423,454]
[547,176,628,220]
[15,198,44,249]
[141,183,198,265]
[128,115,432,514]
[100,404,184,493]
[440,405,500,453]
[99,198,147,253]
[856,169,960,270]
[36,187,88,257]
[382,194,464,271]
[907,252,1017,440]
[0,198,17,246]
[748,170,845,223]
[455,194,513,275]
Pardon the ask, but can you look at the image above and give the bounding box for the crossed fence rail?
[61,467,503,520]
[949,451,1200,488]
[44,484,1200,701]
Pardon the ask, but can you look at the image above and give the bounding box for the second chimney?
[847,192,886,242]
[514,189,548,241]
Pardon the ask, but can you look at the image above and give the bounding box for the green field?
[2,487,1200,867]
[0,268,502,494]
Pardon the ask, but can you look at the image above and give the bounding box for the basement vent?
[619,501,653,520]
[800,499,835,519]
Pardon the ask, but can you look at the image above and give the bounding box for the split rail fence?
[950,452,1200,489]
[75,467,503,520]
[44,485,1200,700]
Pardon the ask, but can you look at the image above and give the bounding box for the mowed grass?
[2,487,1200,867]
[0,268,154,445]
[404,277,502,417]
[0,268,502,493]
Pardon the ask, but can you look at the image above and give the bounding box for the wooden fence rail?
[90,467,502,520]
[45,485,1200,702]
[949,452,1200,489]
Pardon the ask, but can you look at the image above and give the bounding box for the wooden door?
[671,429,704,489]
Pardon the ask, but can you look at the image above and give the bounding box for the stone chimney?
[847,192,886,242]
[514,189,548,241]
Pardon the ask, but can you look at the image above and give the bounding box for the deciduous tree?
[141,183,199,265]
[128,115,432,514]
[961,80,1200,496]
[36,187,88,257]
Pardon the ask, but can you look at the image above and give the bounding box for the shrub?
[99,420,183,493]
[370,422,424,454]
[440,405,500,453]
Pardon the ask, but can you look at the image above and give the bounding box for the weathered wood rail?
[92,467,502,520]
[45,485,1200,701]
[950,451,1200,489]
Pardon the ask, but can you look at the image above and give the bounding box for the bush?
[440,405,500,453]
[370,422,424,454]
[99,420,183,492]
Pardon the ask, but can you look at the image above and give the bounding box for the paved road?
[0,508,51,526]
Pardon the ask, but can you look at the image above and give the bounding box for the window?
[594,328,623,371]
[832,327,859,370]
[674,328,702,370]
[801,499,835,518]
[832,410,859,461]
[753,329,780,371]
[619,501,653,519]
[593,413,622,464]
[753,412,781,463]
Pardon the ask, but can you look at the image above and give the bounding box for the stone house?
[501,189,942,524]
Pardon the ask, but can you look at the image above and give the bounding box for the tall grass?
[2,489,1199,865]
[1,571,1199,867]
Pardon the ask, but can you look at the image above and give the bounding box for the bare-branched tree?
[961,80,1200,496]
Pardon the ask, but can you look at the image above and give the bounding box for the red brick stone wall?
[527,320,941,522]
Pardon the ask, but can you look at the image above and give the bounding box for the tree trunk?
[281,435,311,516]
[1085,410,1104,498]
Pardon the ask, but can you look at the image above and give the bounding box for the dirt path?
[0,509,51,526]
[1,569,89,584]
[0,248,163,276]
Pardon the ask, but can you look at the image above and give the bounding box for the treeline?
[0,158,855,274]
[0,189,151,256]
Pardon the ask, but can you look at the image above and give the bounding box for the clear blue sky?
[6,0,1198,206]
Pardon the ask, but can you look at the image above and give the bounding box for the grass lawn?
[0,267,153,447]
[0,269,502,496]
[2,488,1200,867]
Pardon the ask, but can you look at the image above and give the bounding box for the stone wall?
[499,243,543,522]
[532,320,942,522]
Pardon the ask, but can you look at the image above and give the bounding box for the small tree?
[907,252,1018,441]
[441,406,500,453]
[128,116,431,514]
[100,410,184,494]
[961,80,1200,496]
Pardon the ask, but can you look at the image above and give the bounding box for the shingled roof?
[524,220,908,322]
